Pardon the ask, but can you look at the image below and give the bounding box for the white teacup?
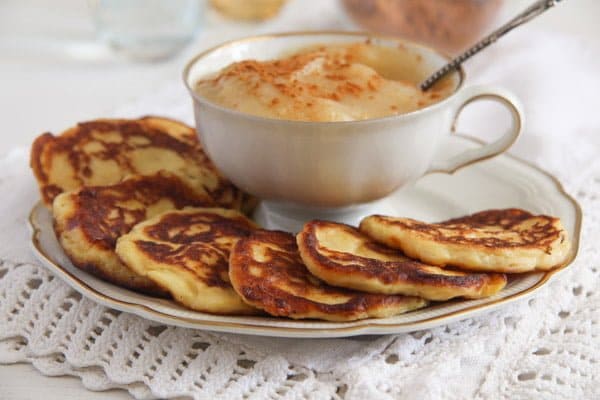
[183,32,522,230]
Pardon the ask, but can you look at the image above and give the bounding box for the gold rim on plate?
[28,136,582,335]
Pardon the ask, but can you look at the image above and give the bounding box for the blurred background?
[1,0,599,155]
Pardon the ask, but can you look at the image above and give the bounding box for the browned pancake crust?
[360,209,570,272]
[370,209,562,249]
[30,116,243,208]
[135,211,256,285]
[115,208,259,314]
[54,172,214,295]
[56,172,214,250]
[298,221,506,300]
[131,209,258,297]
[229,230,427,321]
[433,209,562,249]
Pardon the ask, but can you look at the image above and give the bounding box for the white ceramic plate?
[29,135,581,338]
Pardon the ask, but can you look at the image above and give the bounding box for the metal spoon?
[420,0,564,91]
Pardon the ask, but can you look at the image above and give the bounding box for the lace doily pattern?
[0,153,598,399]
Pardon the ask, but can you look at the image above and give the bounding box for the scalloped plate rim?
[27,134,582,338]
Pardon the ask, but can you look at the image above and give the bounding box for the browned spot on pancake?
[52,172,215,296]
[230,230,425,319]
[133,210,256,289]
[30,132,54,183]
[74,120,196,162]
[63,173,213,251]
[43,185,63,204]
[374,209,562,250]
[30,117,244,209]
[135,240,231,288]
[301,221,499,291]
[138,115,199,145]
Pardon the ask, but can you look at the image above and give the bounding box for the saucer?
[28,135,581,338]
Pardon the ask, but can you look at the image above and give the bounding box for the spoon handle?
[420,0,563,91]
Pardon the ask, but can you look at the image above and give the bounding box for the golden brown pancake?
[297,221,506,301]
[53,172,214,295]
[115,208,259,315]
[30,116,245,209]
[360,209,571,273]
[229,230,428,321]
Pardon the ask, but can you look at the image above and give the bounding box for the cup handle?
[427,85,523,174]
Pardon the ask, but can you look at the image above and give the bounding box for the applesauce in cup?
[194,42,456,121]
[183,32,522,231]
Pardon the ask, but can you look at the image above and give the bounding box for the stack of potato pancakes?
[31,117,572,322]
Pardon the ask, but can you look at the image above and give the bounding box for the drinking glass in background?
[342,0,503,55]
[91,0,204,61]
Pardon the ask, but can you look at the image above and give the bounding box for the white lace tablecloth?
[1,27,599,399]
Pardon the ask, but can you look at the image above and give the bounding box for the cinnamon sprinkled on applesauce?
[195,43,456,121]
